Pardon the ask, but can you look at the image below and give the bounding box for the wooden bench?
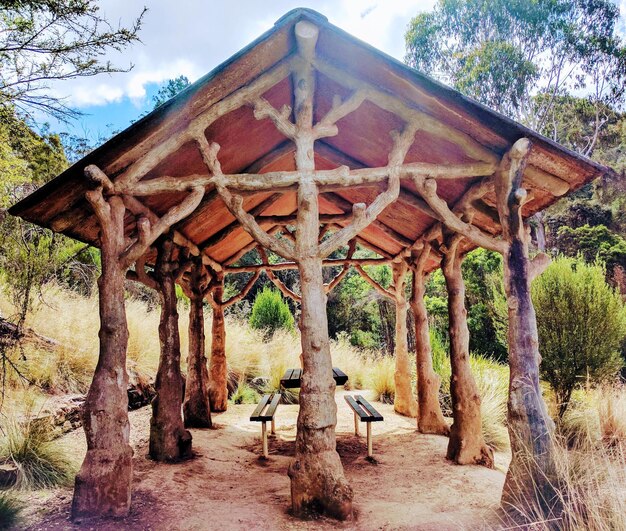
[344,395,384,458]
[250,393,280,458]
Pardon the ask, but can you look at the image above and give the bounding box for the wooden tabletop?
[280,367,348,389]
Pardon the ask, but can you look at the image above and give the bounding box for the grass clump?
[502,436,626,530]
[369,355,395,404]
[230,380,260,405]
[0,413,75,490]
[0,491,22,529]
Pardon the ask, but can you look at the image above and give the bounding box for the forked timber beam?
[197,136,297,261]
[198,192,283,250]
[113,57,294,189]
[225,256,389,273]
[119,160,497,196]
[323,192,416,248]
[121,194,223,272]
[312,58,499,165]
[257,247,301,302]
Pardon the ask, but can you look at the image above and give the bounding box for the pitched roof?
[9,8,611,269]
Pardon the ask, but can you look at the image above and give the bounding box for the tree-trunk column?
[208,272,228,412]
[288,20,352,519]
[72,195,133,519]
[411,270,449,435]
[150,236,192,461]
[392,261,418,418]
[183,259,212,428]
[442,236,493,467]
[495,139,558,510]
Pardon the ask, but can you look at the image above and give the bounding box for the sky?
[47,0,436,143]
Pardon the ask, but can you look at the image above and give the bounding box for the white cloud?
[47,0,436,109]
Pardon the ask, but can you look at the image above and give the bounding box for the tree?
[152,75,191,108]
[0,1,146,119]
[405,0,626,132]
[249,286,294,336]
[532,257,626,418]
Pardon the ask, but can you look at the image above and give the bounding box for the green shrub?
[230,381,260,405]
[532,257,626,418]
[249,287,294,336]
[0,415,75,490]
[0,492,22,530]
[349,329,378,350]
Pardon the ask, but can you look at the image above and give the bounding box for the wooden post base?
[71,446,133,520]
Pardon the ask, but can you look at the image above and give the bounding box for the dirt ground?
[23,390,509,530]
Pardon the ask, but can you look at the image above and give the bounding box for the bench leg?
[262,421,268,459]
[354,412,359,436]
[367,422,372,458]
[271,417,276,435]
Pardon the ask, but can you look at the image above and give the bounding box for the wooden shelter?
[10,8,611,522]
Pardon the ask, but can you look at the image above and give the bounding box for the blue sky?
[45,0,432,143]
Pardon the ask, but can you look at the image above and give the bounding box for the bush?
[0,492,22,529]
[0,413,75,489]
[249,287,294,336]
[532,257,626,418]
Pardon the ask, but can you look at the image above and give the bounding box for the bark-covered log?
[183,259,212,428]
[410,266,449,436]
[208,272,228,412]
[149,236,192,461]
[391,261,418,418]
[287,20,353,521]
[441,234,493,467]
[72,192,132,519]
[495,139,558,513]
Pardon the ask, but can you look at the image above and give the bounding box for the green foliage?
[0,491,22,529]
[152,75,191,108]
[249,287,294,336]
[0,414,76,489]
[555,225,626,277]
[230,381,260,405]
[0,1,145,119]
[405,0,626,130]
[532,257,626,417]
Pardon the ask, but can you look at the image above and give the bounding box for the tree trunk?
[72,196,133,519]
[442,240,493,467]
[494,139,559,514]
[183,261,212,428]
[411,271,449,436]
[208,274,228,412]
[150,236,192,461]
[392,262,418,418]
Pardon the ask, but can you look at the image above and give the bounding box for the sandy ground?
[23,391,509,530]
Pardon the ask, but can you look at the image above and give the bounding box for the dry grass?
[502,436,626,530]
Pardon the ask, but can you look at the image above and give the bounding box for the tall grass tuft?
[0,491,22,529]
[0,412,76,490]
[502,435,626,530]
[230,379,260,405]
[369,355,395,404]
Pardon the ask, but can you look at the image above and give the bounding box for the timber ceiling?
[10,8,611,273]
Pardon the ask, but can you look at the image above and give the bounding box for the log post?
[183,258,212,428]
[391,260,418,418]
[208,271,228,412]
[495,140,558,511]
[287,21,353,521]
[150,235,193,461]
[410,246,449,436]
[72,180,133,519]
[441,233,493,467]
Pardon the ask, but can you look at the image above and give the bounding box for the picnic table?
[280,367,348,389]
